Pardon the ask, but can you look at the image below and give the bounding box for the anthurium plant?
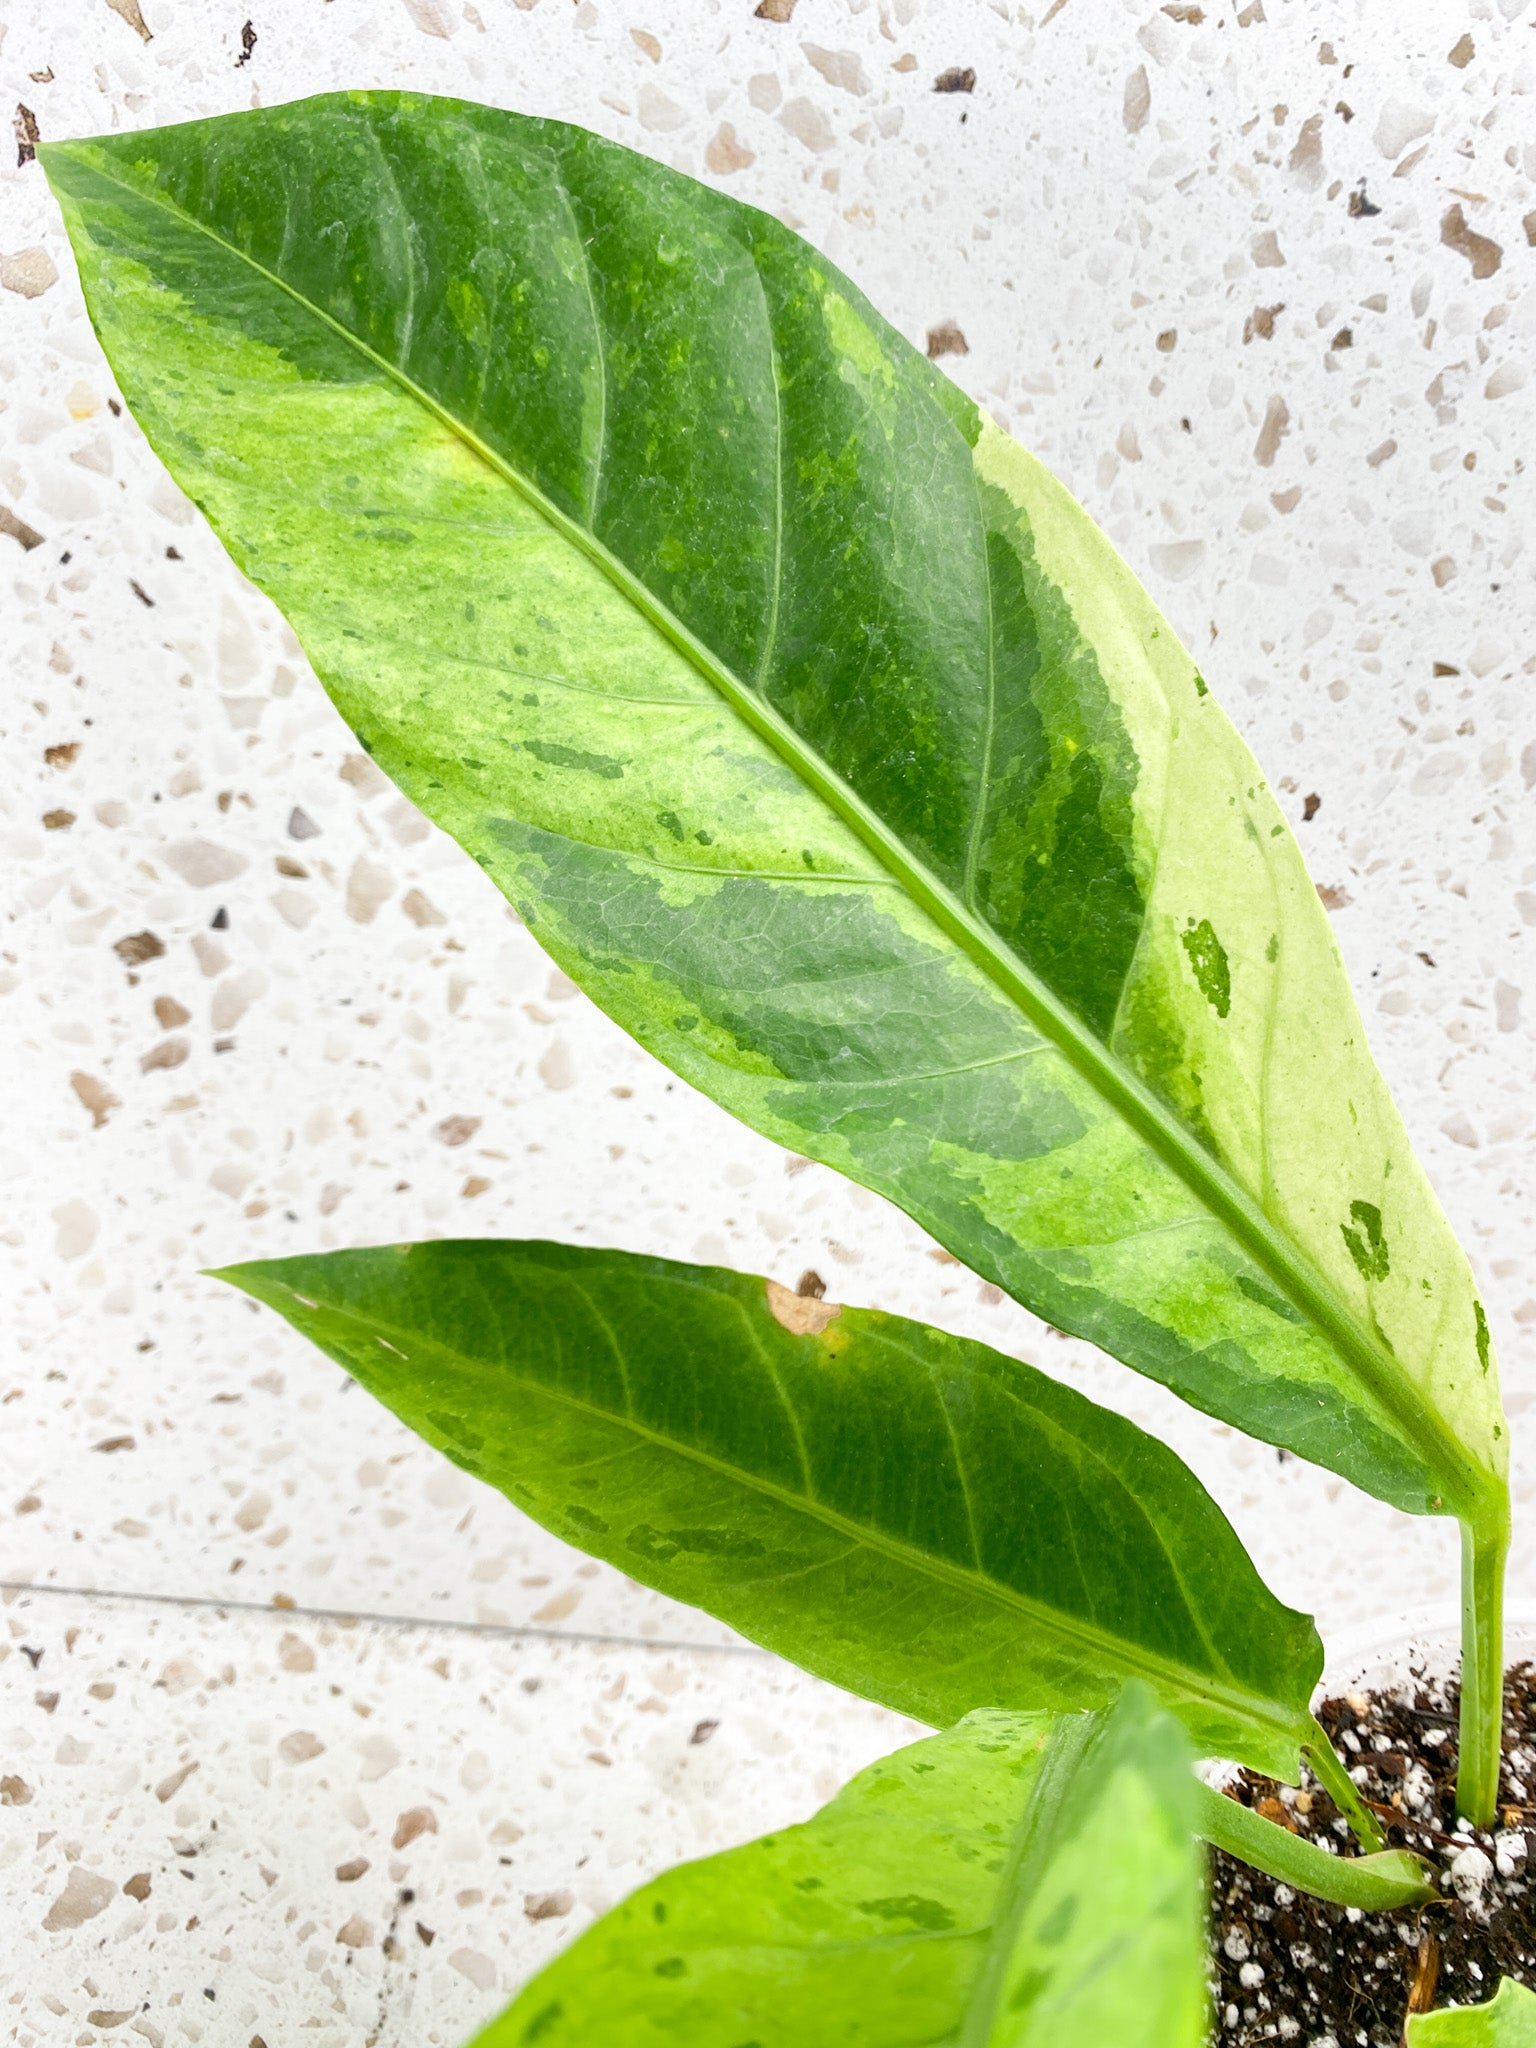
[41,92,1523,2041]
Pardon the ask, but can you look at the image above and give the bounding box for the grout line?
[0,1580,774,1660]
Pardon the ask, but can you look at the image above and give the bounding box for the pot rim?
[1321,1600,1536,1695]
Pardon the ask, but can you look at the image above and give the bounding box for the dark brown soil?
[1208,1662,1536,2043]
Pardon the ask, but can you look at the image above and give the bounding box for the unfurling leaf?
[217,1240,1321,1777]
[470,1687,1207,2048]
[42,95,1503,1528]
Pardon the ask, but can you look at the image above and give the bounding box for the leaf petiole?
[1305,1717,1388,1854]
[1193,1779,1436,1912]
[1456,1506,1510,1827]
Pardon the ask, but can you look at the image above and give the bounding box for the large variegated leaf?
[218,1241,1322,1777]
[470,1691,1208,2048]
[42,94,1504,1526]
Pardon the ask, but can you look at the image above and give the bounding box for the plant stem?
[1193,1781,1436,1911]
[1304,1719,1387,1853]
[1456,1507,1510,1827]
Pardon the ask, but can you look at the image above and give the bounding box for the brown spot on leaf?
[766,1277,841,1335]
[926,320,969,359]
[71,1072,120,1129]
[393,1805,438,1850]
[1441,204,1501,279]
[934,66,976,93]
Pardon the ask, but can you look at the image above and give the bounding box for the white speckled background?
[1,0,1532,2039]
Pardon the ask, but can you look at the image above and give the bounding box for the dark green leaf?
[217,1239,1320,1776]
[41,95,1504,1525]
[470,1688,1208,2048]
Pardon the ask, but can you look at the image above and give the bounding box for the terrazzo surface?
[1,0,1533,2039]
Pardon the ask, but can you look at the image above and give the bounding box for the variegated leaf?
[470,1691,1208,2048]
[42,93,1505,1527]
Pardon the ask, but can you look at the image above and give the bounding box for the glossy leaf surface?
[43,94,1503,1522]
[218,1239,1321,1776]
[471,1689,1208,2048]
[1410,1981,1536,2045]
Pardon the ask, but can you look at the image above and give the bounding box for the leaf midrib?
[956,1709,1098,2048]
[72,143,1484,1519]
[246,1270,1306,1752]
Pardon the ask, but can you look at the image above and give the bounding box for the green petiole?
[1456,1506,1510,1828]
[1305,1718,1387,1854]
[1193,1779,1437,1913]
